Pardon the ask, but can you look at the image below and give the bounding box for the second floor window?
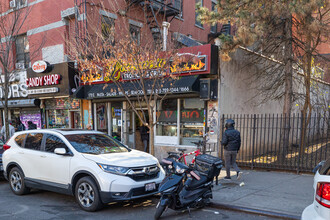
[129,24,140,45]
[210,2,217,33]
[101,16,115,45]
[15,34,30,69]
[195,0,203,28]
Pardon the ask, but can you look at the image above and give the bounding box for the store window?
[15,34,30,69]
[48,109,69,128]
[156,99,177,136]
[111,102,122,141]
[180,98,204,145]
[46,98,80,129]
[96,103,108,133]
[20,110,42,129]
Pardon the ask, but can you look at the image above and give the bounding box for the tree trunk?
[3,70,9,142]
[300,26,313,157]
[149,116,155,156]
[279,13,293,162]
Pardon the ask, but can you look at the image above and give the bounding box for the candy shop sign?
[26,74,61,88]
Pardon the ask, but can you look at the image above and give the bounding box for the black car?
[0,140,4,176]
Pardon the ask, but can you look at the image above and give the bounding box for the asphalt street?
[0,179,278,220]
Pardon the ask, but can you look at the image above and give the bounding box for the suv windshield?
[65,133,129,154]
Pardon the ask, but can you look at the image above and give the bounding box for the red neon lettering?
[165,111,173,118]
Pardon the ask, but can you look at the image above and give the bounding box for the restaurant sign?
[83,44,217,84]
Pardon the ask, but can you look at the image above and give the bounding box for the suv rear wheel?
[75,176,103,211]
[9,167,30,195]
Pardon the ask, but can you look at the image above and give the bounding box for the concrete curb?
[210,202,301,220]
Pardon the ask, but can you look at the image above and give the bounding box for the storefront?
[74,44,219,156]
[0,69,42,129]
[26,61,81,129]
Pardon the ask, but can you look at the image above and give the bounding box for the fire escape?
[126,0,182,47]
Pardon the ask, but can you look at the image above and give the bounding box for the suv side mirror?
[54,148,67,155]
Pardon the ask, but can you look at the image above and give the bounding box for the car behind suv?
[2,129,165,211]
[302,158,330,220]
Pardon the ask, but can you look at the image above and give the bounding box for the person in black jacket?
[28,121,37,130]
[139,124,149,152]
[221,119,242,180]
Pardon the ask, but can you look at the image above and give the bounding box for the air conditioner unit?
[9,0,16,8]
[15,62,25,70]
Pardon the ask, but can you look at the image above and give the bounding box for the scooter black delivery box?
[195,154,223,179]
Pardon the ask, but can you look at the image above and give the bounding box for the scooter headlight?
[175,164,186,174]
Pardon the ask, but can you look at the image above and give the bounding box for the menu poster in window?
[20,114,42,129]
[207,101,218,142]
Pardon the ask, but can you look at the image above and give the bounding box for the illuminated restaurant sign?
[82,44,217,84]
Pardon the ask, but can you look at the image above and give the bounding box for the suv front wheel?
[9,167,30,195]
[75,176,103,211]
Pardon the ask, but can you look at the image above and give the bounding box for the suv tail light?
[3,142,11,151]
[316,182,330,208]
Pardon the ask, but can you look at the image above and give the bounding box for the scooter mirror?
[162,158,173,165]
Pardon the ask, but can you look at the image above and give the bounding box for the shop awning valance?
[73,75,200,100]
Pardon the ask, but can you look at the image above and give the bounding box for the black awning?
[84,75,200,99]
[72,85,89,99]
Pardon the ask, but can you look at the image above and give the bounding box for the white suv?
[302,159,330,220]
[2,129,165,211]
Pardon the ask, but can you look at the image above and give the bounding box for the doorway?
[135,110,149,152]
[70,111,81,128]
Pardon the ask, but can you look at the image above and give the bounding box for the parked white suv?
[2,129,165,211]
[302,159,330,220]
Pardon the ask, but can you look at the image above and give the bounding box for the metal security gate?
[219,112,330,173]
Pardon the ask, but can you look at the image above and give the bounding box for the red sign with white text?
[32,60,48,73]
[26,74,61,88]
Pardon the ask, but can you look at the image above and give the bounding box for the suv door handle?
[40,155,46,158]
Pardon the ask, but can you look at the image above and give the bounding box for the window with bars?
[15,34,30,69]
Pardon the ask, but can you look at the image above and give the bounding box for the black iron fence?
[219,112,330,173]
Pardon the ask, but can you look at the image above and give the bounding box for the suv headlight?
[97,163,129,175]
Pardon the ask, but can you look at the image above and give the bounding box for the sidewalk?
[211,169,314,219]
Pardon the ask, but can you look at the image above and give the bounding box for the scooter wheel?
[154,203,166,220]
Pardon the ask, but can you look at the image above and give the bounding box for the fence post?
[219,114,225,159]
[251,114,257,169]
[297,111,304,174]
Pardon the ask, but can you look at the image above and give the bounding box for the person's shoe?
[224,176,231,180]
[237,171,243,180]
